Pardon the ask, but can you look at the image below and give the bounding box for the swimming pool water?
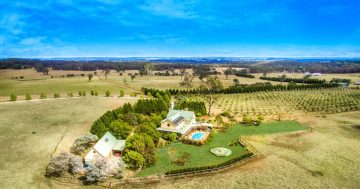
[191,132,205,140]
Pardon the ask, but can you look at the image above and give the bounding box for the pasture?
[1,69,358,102]
[0,97,137,189]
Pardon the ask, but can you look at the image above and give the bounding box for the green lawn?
[137,120,307,177]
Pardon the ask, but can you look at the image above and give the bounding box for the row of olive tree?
[8,90,129,101]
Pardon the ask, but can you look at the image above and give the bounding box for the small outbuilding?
[85,132,125,164]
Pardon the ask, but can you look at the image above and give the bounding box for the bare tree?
[179,73,194,89]
[130,74,136,82]
[224,68,232,80]
[200,76,223,115]
[103,69,110,80]
[144,63,154,80]
[179,68,186,80]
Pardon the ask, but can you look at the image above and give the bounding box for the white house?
[311,73,322,76]
[157,109,213,135]
[85,132,125,164]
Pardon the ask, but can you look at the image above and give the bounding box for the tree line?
[1,58,360,73]
[145,82,340,96]
[259,76,326,84]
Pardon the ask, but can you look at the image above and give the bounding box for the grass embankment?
[137,120,307,177]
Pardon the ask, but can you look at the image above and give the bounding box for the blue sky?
[1,0,360,57]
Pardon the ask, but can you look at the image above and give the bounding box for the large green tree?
[109,120,132,139]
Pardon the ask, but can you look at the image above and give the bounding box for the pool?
[191,131,205,140]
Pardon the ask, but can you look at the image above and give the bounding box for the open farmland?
[0,69,272,101]
[0,97,138,189]
[254,73,360,86]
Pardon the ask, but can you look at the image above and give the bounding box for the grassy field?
[0,97,137,189]
[0,69,281,101]
[1,69,359,101]
[137,121,307,177]
[254,72,360,86]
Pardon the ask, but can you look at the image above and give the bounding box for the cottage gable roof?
[166,110,195,122]
[113,140,126,151]
[93,132,118,158]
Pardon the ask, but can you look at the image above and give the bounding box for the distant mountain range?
[2,57,360,63]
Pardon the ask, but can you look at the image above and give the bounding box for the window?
[105,138,109,142]
[167,124,170,127]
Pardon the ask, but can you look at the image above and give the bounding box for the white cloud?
[19,37,46,46]
[0,13,27,34]
[140,0,198,19]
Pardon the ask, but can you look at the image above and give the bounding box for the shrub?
[174,100,206,116]
[54,93,60,98]
[70,134,98,155]
[78,91,82,96]
[25,93,31,100]
[40,93,47,99]
[161,132,177,142]
[106,91,110,97]
[10,94,17,101]
[90,90,95,96]
[165,152,253,175]
[95,91,98,96]
[85,159,107,183]
[168,133,177,142]
[68,92,73,97]
[20,76,24,79]
[120,90,125,97]
[68,154,84,175]
[45,152,70,177]
[122,151,145,169]
[221,111,233,119]
[130,92,137,97]
[82,91,86,96]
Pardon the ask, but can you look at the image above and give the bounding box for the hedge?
[259,76,326,84]
[235,73,255,78]
[161,83,339,95]
[165,152,253,175]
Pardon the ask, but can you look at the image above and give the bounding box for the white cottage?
[157,109,213,135]
[85,132,125,164]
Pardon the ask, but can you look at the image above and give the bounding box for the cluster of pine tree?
[234,72,255,78]
[330,78,351,84]
[160,82,339,95]
[90,91,170,138]
[174,100,207,116]
[90,91,173,169]
[259,76,326,84]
